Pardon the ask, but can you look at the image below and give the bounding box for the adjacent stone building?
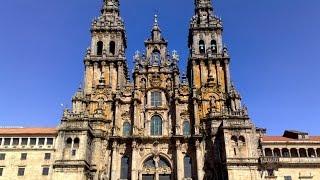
[0,0,319,179]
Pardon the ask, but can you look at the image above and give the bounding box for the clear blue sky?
[0,0,319,135]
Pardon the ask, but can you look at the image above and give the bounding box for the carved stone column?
[196,140,204,180]
[176,141,183,180]
[224,59,231,93]
[110,142,118,179]
[131,141,139,180]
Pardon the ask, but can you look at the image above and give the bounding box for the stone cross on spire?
[151,14,162,42]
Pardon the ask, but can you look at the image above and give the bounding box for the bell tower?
[84,0,128,94]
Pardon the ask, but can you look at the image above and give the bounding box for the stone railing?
[260,157,280,164]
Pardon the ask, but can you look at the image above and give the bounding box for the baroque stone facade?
[1,0,320,180]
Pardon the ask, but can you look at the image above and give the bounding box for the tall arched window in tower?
[151,91,162,107]
[123,122,131,136]
[151,115,162,136]
[73,138,80,148]
[97,41,103,56]
[120,156,130,179]
[109,41,116,55]
[199,40,205,54]
[211,39,217,53]
[66,138,72,148]
[183,121,191,136]
[184,155,192,178]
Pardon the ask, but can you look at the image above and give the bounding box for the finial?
[154,14,158,25]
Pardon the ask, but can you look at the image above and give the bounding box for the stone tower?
[52,0,262,179]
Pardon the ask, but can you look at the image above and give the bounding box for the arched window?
[308,148,316,158]
[109,41,115,55]
[73,138,80,148]
[273,148,281,157]
[151,115,162,136]
[199,40,205,54]
[151,91,162,107]
[238,136,246,146]
[282,148,290,157]
[231,136,238,146]
[120,156,130,179]
[66,138,72,148]
[144,157,156,168]
[290,148,298,157]
[211,40,217,53]
[97,41,103,56]
[316,148,320,157]
[184,155,192,178]
[183,121,191,136]
[265,148,273,157]
[158,157,170,168]
[299,148,307,157]
[123,122,131,136]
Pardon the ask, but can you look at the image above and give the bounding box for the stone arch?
[140,153,173,170]
[273,148,281,157]
[264,148,273,157]
[290,148,298,157]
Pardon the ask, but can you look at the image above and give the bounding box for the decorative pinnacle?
[154,14,159,26]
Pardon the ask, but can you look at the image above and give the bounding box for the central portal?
[140,156,172,180]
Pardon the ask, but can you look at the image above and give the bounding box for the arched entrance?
[139,155,172,180]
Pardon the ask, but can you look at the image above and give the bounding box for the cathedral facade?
[0,0,320,180]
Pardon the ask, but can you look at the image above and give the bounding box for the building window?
[199,40,205,54]
[317,148,320,157]
[151,115,162,136]
[38,138,45,145]
[264,148,273,157]
[211,40,217,53]
[30,138,36,145]
[21,138,28,146]
[0,138,2,145]
[97,41,103,55]
[0,167,3,176]
[123,122,131,136]
[282,148,290,157]
[184,155,192,178]
[66,138,72,148]
[238,136,246,146]
[273,148,281,157]
[20,153,27,160]
[73,138,80,148]
[47,138,53,145]
[284,176,292,180]
[299,148,307,157]
[4,138,11,146]
[12,138,19,146]
[183,121,191,136]
[72,149,77,156]
[308,148,316,158]
[120,156,130,179]
[151,91,162,107]
[144,157,156,168]
[44,153,51,160]
[109,41,115,55]
[0,154,5,160]
[290,148,298,157]
[18,167,25,176]
[42,167,49,176]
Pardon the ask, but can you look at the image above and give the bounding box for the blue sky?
[0,0,319,135]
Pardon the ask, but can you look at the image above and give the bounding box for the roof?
[262,136,320,142]
[0,128,57,136]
